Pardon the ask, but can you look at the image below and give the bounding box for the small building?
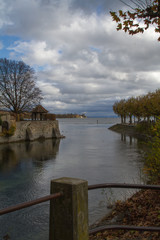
[31,105,48,121]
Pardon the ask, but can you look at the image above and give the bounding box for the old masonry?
[0,105,62,144]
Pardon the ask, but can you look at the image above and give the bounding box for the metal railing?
[88,183,160,235]
[90,225,160,235]
[88,182,160,190]
[0,179,160,240]
[0,192,63,216]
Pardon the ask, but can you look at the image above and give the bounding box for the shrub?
[7,125,16,136]
[143,118,160,183]
[2,125,16,137]
[135,121,153,135]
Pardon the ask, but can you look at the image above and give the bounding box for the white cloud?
[8,40,61,66]
[1,0,160,116]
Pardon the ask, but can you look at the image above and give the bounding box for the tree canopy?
[110,0,160,41]
[0,58,43,115]
[113,89,160,123]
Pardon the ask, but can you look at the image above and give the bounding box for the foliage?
[3,234,10,240]
[0,58,43,115]
[144,118,160,182]
[135,121,153,135]
[1,125,16,137]
[113,89,160,182]
[45,113,56,121]
[90,188,160,240]
[113,99,127,124]
[112,88,160,124]
[110,0,160,41]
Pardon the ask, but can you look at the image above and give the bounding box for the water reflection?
[120,133,138,145]
[121,133,126,142]
[0,139,60,172]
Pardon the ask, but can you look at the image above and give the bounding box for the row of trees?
[113,89,160,124]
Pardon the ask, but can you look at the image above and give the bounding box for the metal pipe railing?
[0,192,63,216]
[88,182,160,190]
[0,180,160,239]
[88,182,160,236]
[89,225,160,235]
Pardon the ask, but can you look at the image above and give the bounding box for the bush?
[135,121,153,135]
[143,118,160,183]
[2,125,16,137]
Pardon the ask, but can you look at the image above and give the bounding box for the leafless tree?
[0,58,43,115]
[120,0,154,11]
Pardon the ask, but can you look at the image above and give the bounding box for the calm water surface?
[0,118,144,240]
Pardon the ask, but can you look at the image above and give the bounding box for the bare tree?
[110,0,160,41]
[0,58,43,116]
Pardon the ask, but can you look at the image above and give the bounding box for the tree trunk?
[121,115,123,124]
[129,115,132,124]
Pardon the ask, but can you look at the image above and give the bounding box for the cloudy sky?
[1,0,160,117]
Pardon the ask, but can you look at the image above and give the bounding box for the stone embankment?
[108,123,148,140]
[0,120,63,144]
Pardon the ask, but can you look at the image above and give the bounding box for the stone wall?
[0,120,62,143]
[1,113,16,129]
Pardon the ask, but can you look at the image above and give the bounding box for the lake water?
[0,118,144,240]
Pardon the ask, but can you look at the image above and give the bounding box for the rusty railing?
[0,178,160,240]
[88,182,160,235]
[0,192,63,216]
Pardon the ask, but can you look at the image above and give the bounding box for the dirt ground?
[89,188,160,240]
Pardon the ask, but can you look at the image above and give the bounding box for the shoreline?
[108,123,149,140]
[89,187,160,240]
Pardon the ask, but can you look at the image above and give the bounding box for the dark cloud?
[70,0,122,14]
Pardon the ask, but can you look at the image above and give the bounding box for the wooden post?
[49,177,88,240]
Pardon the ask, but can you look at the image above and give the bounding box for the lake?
[0,118,144,240]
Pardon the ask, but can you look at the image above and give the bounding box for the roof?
[32,105,48,113]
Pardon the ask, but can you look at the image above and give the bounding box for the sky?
[1,0,160,117]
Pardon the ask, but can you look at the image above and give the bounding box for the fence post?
[49,177,88,240]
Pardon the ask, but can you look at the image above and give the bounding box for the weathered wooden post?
[49,177,88,240]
